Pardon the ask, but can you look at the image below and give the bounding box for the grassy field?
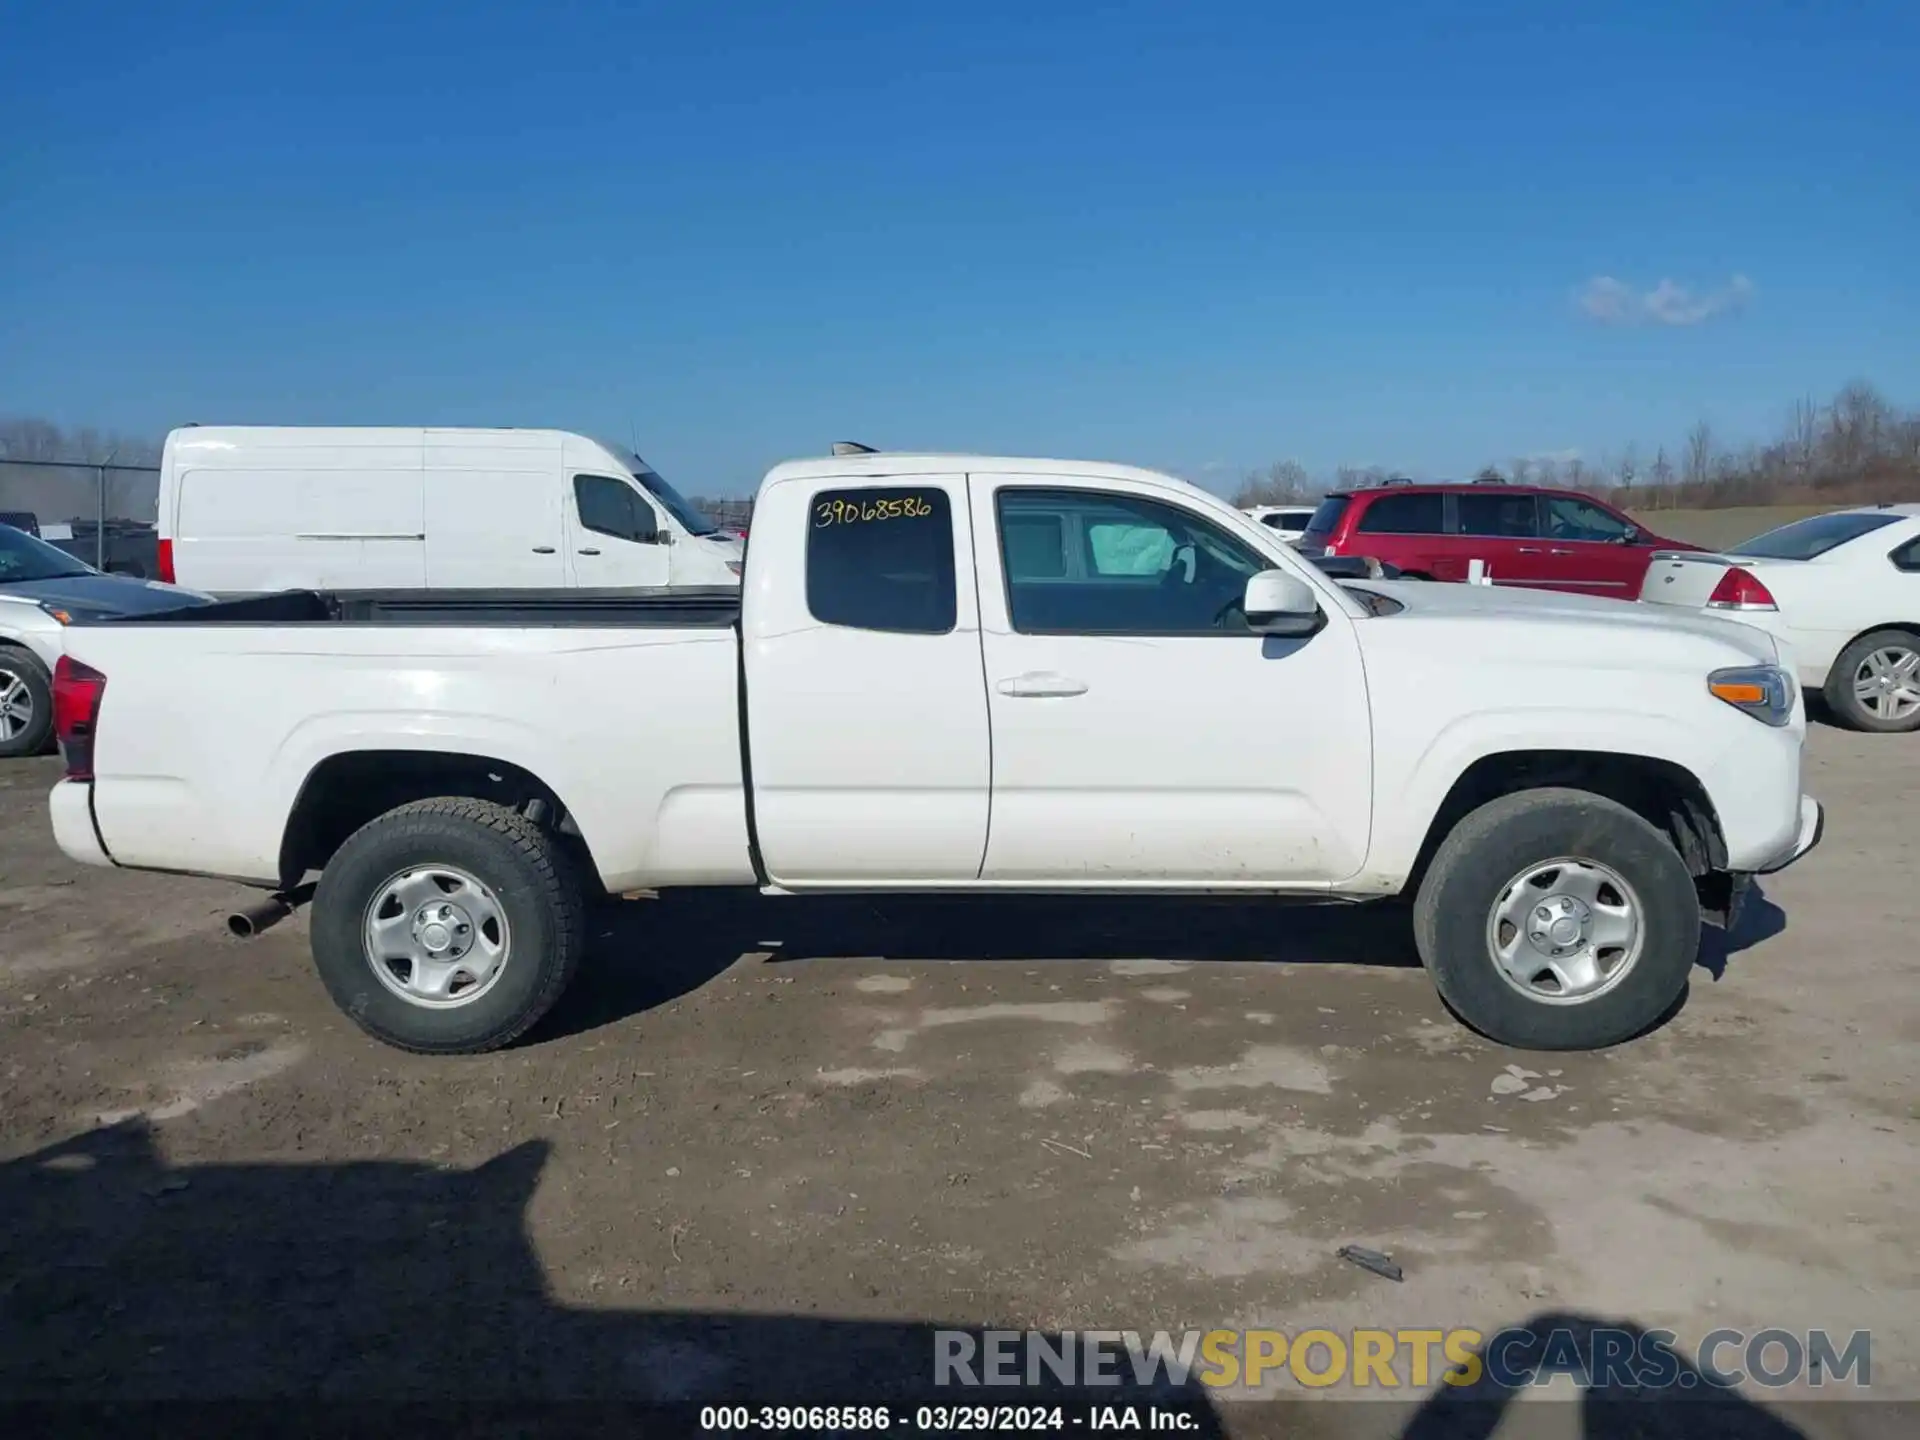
[1626,504,1832,549]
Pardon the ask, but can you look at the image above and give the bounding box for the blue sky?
[3,0,1916,495]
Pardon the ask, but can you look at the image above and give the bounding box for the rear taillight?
[156,538,175,584]
[1705,567,1777,611]
[52,657,107,781]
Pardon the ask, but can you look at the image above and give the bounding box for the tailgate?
[1638,551,1736,607]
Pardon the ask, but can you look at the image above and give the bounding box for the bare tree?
[1474,465,1506,483]
[1683,422,1715,487]
[1614,444,1639,488]
[1232,459,1315,508]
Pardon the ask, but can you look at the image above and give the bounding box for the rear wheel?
[1413,788,1700,1050]
[0,646,53,759]
[1823,630,1920,733]
[310,797,585,1054]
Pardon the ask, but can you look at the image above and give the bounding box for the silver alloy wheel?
[1485,857,1644,1006]
[1852,644,1920,723]
[0,667,32,743]
[362,865,512,1009]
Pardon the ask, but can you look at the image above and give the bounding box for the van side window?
[1455,493,1540,538]
[1893,538,1920,574]
[574,475,657,543]
[806,487,957,634]
[1356,493,1443,534]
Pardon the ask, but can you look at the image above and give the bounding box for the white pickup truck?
[46,452,1823,1055]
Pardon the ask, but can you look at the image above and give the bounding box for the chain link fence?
[0,460,163,576]
[697,498,754,534]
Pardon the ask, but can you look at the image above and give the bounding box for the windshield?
[0,524,94,583]
[600,443,720,536]
[1300,495,1349,542]
[1730,511,1900,561]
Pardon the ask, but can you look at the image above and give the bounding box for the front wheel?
[0,646,54,759]
[1823,629,1920,733]
[310,797,585,1054]
[1412,788,1700,1050]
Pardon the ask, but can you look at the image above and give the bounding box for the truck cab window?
[806,487,956,634]
[574,475,656,543]
[996,489,1264,634]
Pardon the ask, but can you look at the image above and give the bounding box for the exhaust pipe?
[226,883,316,939]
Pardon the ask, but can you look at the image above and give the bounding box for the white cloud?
[1576,273,1753,327]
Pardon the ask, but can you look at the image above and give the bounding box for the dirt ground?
[1,727,1915,1437]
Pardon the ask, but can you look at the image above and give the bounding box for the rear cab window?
[805,487,956,633]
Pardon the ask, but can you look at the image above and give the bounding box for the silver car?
[1,523,211,757]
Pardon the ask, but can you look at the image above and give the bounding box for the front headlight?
[1708,664,1796,727]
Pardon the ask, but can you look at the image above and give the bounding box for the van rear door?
[424,431,568,587]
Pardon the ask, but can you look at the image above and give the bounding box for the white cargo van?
[154,427,744,593]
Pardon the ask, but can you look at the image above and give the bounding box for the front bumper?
[1756,795,1824,875]
[1703,796,1823,932]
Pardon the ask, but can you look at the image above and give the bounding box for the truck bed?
[76,587,744,629]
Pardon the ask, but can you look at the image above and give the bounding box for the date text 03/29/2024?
[699,1405,1200,1432]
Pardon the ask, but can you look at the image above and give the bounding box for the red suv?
[1295,480,1700,596]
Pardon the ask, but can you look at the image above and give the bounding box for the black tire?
[310,797,585,1054]
[0,645,54,759]
[1821,629,1920,734]
[1412,787,1700,1051]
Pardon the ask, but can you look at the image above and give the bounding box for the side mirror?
[1620,524,1642,545]
[1243,569,1321,637]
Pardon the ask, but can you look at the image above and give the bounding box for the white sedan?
[1638,503,1920,732]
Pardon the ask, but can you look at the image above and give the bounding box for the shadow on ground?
[544,881,1785,1045]
[0,1121,1225,1431]
[1396,1311,1820,1440]
[1,1126,1868,1439]
[543,889,1425,1042]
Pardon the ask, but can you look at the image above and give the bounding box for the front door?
[971,477,1373,886]
[1536,494,1645,597]
[565,474,672,588]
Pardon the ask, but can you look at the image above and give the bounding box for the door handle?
[1549,547,1576,555]
[577,547,601,556]
[1516,546,1542,554]
[532,546,556,554]
[996,672,1089,698]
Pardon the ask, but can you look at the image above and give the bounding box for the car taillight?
[1706,567,1777,611]
[156,538,175,583]
[53,657,107,781]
